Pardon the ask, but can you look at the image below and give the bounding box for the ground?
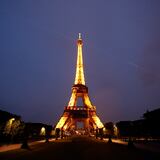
[0,136,160,160]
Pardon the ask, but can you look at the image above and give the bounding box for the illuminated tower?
[55,34,104,132]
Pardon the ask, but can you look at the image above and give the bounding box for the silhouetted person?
[45,127,50,143]
[99,128,103,140]
[61,128,64,139]
[21,138,30,149]
[95,128,98,139]
[21,125,30,150]
[108,135,112,143]
[55,128,60,140]
[128,137,134,148]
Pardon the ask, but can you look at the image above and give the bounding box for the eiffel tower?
[55,33,104,134]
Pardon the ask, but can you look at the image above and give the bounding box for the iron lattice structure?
[55,34,104,132]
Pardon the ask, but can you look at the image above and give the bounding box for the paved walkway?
[0,138,55,152]
[0,136,160,160]
[103,138,160,153]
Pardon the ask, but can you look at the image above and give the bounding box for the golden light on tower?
[68,33,92,107]
[74,33,85,85]
[92,116,104,128]
[55,117,68,129]
[4,118,15,134]
[55,34,104,132]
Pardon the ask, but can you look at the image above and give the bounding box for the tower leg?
[84,118,89,134]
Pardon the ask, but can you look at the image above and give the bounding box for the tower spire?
[74,33,85,85]
[78,33,81,39]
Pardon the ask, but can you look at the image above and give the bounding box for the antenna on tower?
[78,33,81,39]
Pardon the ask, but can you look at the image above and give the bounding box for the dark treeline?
[104,108,160,139]
[0,109,53,145]
[1,107,160,144]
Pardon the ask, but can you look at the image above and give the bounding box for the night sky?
[0,0,160,125]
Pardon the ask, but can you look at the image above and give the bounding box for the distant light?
[10,118,15,121]
[113,124,118,136]
[9,118,15,124]
[40,127,46,136]
[4,118,15,134]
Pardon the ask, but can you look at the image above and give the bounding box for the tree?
[104,122,114,137]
